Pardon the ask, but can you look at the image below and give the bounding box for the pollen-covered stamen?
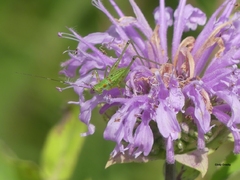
[173,36,195,80]
[180,44,195,80]
[200,89,213,113]
[63,48,78,55]
[173,36,195,67]
[132,75,152,95]
[194,21,232,61]
[58,32,79,41]
[198,23,231,60]
[147,25,163,66]
[151,63,174,87]
[214,36,225,58]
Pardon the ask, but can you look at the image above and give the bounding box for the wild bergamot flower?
[57,0,240,173]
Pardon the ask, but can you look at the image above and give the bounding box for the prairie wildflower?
[58,0,240,170]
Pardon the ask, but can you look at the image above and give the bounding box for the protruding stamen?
[58,32,79,41]
[63,48,78,55]
[56,87,62,92]
[56,86,73,92]
[68,101,80,105]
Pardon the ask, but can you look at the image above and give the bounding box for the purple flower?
[58,0,240,165]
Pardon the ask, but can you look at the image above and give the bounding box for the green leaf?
[105,143,166,168]
[206,122,230,155]
[0,140,41,180]
[105,150,163,168]
[212,152,240,180]
[40,107,86,180]
[175,148,208,178]
[175,161,200,180]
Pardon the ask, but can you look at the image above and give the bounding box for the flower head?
[58,0,240,165]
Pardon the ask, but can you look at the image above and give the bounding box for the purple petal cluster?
[58,0,240,164]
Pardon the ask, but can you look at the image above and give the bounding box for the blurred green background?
[0,0,239,179]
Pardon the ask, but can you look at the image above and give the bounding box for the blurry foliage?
[0,0,239,179]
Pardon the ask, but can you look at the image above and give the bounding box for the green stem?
[165,162,176,180]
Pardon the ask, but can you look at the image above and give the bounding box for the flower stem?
[164,161,176,180]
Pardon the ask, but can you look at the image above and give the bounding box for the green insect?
[17,40,161,93]
[91,40,161,94]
